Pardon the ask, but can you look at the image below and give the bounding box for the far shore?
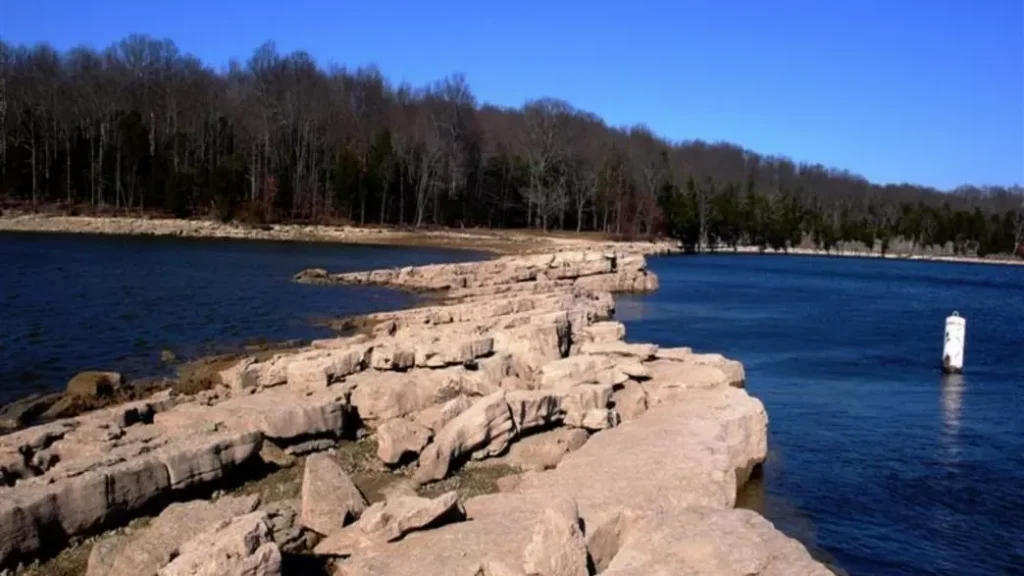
[2,212,1021,267]
[720,244,1024,267]
[0,212,681,256]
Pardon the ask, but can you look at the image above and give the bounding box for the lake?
[0,232,483,403]
[618,254,1024,576]
[2,234,1022,575]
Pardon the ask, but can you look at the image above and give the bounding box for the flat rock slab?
[157,511,282,576]
[315,491,464,556]
[86,495,261,576]
[602,508,833,576]
[332,388,774,576]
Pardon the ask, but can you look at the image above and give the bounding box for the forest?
[1,35,1022,256]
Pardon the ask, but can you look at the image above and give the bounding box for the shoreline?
[4,212,1021,268]
[0,213,681,256]
[725,244,1024,267]
[0,249,832,575]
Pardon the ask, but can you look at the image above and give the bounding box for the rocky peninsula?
[0,248,830,575]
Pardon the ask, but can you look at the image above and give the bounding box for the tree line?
[1,35,1021,255]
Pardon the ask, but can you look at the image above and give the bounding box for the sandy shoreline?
[3,213,1021,268]
[0,213,681,256]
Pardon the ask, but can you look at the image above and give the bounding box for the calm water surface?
[618,255,1024,576]
[0,232,483,403]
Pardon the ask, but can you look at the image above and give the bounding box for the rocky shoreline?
[0,249,830,575]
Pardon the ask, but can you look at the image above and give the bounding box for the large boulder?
[66,371,124,398]
[522,498,588,576]
[300,453,368,535]
[86,495,260,576]
[157,512,281,576]
[414,392,515,484]
[376,418,432,465]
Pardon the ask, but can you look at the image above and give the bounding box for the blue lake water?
[617,254,1024,576]
[0,232,483,403]
[3,234,1022,575]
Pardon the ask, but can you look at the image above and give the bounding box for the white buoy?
[942,312,966,374]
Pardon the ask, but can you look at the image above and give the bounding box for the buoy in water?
[942,312,966,374]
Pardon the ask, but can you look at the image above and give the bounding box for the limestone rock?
[415,336,494,368]
[644,359,742,404]
[350,370,463,421]
[577,321,626,344]
[413,395,474,433]
[492,316,572,374]
[376,418,432,465]
[475,559,527,576]
[504,428,589,471]
[578,341,657,360]
[565,408,619,431]
[505,390,564,433]
[314,491,464,555]
[612,380,648,422]
[613,359,650,380]
[414,391,516,484]
[86,495,260,576]
[259,441,296,468]
[300,453,368,535]
[539,355,614,390]
[369,342,416,370]
[655,346,694,361]
[522,498,588,576]
[601,508,834,576]
[157,512,281,576]
[67,371,123,398]
[654,349,746,388]
[0,393,61,432]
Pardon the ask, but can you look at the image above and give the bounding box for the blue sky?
[2,0,1022,189]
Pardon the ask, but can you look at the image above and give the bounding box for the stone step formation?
[0,249,830,576]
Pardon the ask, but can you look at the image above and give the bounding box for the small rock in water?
[161,349,178,363]
[66,371,124,399]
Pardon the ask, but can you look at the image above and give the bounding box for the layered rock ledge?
[0,249,829,575]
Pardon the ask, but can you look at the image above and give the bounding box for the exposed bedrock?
[0,250,826,575]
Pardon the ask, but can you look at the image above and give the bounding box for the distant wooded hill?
[1,36,1021,255]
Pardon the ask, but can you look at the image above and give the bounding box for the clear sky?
[2,0,1022,190]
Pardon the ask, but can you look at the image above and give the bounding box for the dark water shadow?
[737,471,850,576]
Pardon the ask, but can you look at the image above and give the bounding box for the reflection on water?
[940,374,965,464]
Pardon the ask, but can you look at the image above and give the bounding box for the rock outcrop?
[0,248,828,576]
